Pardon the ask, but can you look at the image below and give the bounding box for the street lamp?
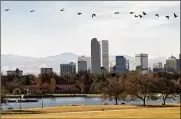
[42,98,43,108]
[20,94,23,114]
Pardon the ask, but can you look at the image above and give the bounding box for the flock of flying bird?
[4,8,178,19]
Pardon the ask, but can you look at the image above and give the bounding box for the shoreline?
[5,94,102,98]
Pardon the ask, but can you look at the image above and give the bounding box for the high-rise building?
[109,61,115,73]
[126,59,130,71]
[153,62,163,72]
[176,59,180,72]
[135,53,148,70]
[101,40,109,72]
[166,56,177,73]
[176,54,180,72]
[153,62,163,68]
[91,38,101,73]
[78,60,87,72]
[7,68,23,76]
[115,56,127,74]
[60,62,76,75]
[41,68,53,74]
[78,56,91,71]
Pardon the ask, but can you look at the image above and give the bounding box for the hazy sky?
[1,1,180,58]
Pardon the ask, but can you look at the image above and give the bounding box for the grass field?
[2,104,180,119]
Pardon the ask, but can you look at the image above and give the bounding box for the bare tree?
[125,71,153,106]
[101,76,126,105]
[154,75,176,105]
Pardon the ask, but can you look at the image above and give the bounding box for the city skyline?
[2,1,180,58]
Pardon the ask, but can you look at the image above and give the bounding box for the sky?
[1,1,180,59]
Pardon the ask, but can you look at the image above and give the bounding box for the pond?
[1,97,180,110]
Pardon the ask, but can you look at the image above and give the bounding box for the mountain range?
[1,53,167,75]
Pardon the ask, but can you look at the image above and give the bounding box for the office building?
[176,54,181,72]
[91,38,101,73]
[135,53,148,70]
[7,68,23,76]
[78,60,87,72]
[115,56,127,74]
[166,56,177,73]
[101,40,109,72]
[176,59,180,72]
[109,61,115,73]
[78,56,91,71]
[40,68,53,74]
[126,59,130,71]
[153,62,163,72]
[153,62,163,69]
[60,62,76,75]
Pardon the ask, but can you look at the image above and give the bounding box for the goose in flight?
[174,13,178,18]
[5,9,10,11]
[115,12,119,14]
[78,12,82,15]
[92,14,96,18]
[165,16,170,19]
[143,11,147,15]
[60,8,64,11]
[135,15,138,17]
[155,14,159,17]
[139,15,143,18]
[30,10,35,12]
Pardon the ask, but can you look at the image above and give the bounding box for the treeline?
[1,71,180,105]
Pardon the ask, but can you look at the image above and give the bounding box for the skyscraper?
[78,56,91,71]
[115,56,127,74]
[78,60,87,72]
[60,62,76,75]
[41,68,53,74]
[166,56,177,73]
[153,62,163,72]
[126,59,130,71]
[91,38,101,73]
[101,40,109,72]
[135,53,148,70]
[153,62,163,69]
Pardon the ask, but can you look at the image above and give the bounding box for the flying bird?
[135,15,138,17]
[139,15,143,18]
[60,8,64,11]
[143,11,147,15]
[30,10,35,12]
[78,12,82,15]
[92,14,96,18]
[165,16,170,19]
[5,9,9,11]
[155,14,159,17]
[115,12,119,14]
[174,13,178,18]
[130,12,134,14]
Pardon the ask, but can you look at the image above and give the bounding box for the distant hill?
[1,53,167,75]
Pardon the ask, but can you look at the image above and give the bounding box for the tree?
[154,76,176,105]
[22,74,36,85]
[38,72,58,83]
[1,94,6,104]
[125,71,153,106]
[101,76,126,105]
[175,78,181,94]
